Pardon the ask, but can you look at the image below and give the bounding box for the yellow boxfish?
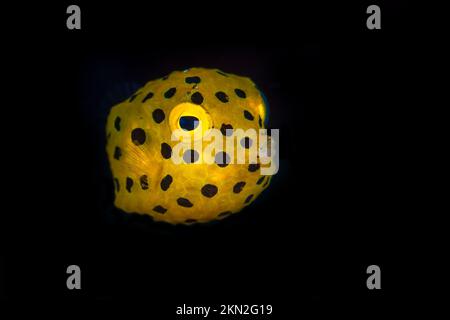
[106,68,275,224]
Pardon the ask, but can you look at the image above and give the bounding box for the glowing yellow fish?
[106,68,274,224]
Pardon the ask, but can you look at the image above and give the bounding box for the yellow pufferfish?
[106,68,273,224]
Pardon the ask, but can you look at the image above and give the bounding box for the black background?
[1,0,422,315]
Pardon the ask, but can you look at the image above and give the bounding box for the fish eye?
[169,102,212,139]
[179,116,200,131]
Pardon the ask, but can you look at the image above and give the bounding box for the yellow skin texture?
[106,68,272,224]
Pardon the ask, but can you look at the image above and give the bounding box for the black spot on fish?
[185,76,201,84]
[152,108,165,123]
[248,163,260,172]
[191,92,204,105]
[215,152,230,167]
[244,194,254,204]
[114,146,122,160]
[215,91,229,103]
[160,174,173,191]
[258,116,263,127]
[114,116,121,131]
[183,149,199,163]
[234,88,246,98]
[140,175,149,190]
[177,198,193,208]
[220,124,233,136]
[114,178,120,191]
[201,184,218,198]
[244,110,254,121]
[153,205,167,214]
[126,177,133,193]
[164,87,176,98]
[142,92,154,102]
[161,143,172,159]
[240,137,253,149]
[256,176,265,185]
[131,128,146,146]
[233,181,246,193]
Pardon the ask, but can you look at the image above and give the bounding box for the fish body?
[106,68,273,224]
